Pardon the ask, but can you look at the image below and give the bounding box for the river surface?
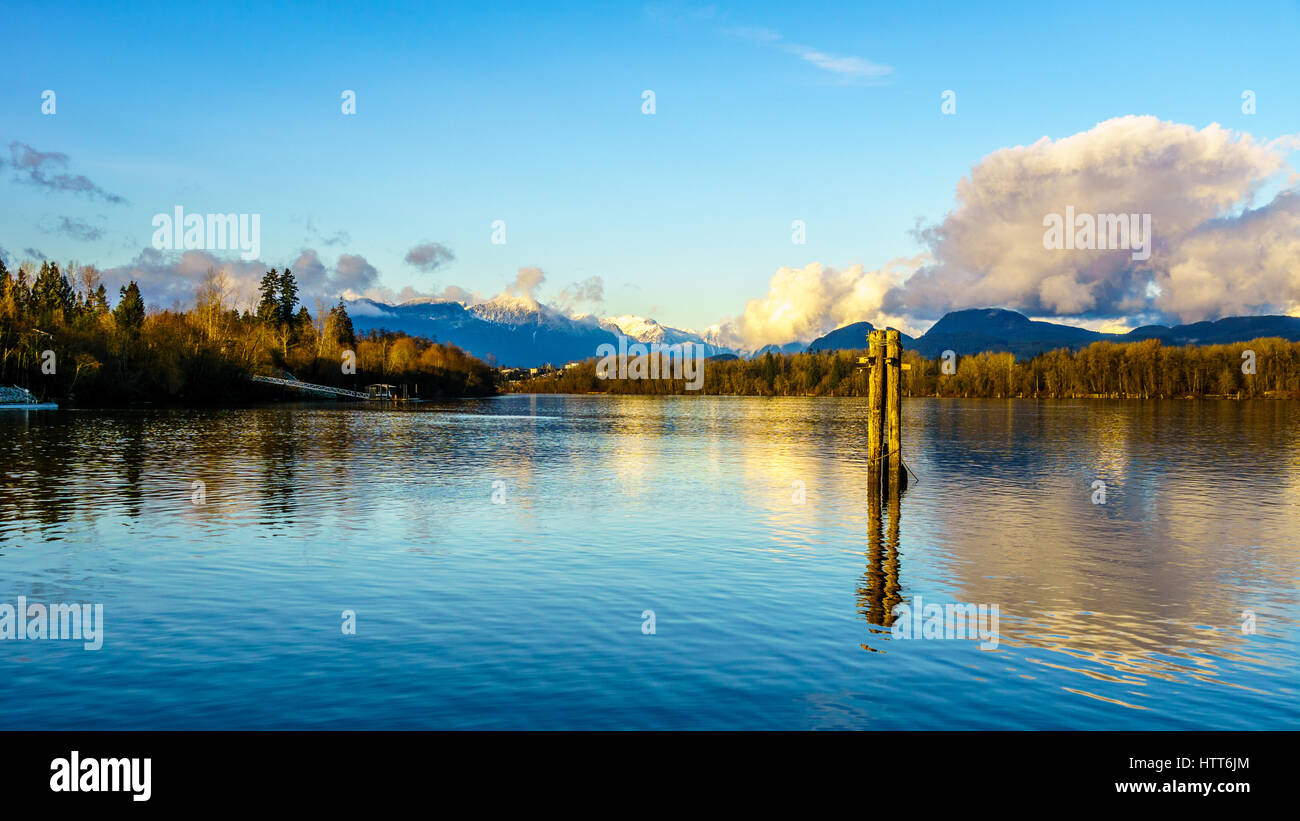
[1,396,1297,729]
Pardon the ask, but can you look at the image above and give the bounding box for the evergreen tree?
[88,283,110,315]
[277,268,299,324]
[293,305,313,343]
[12,264,31,313]
[257,269,281,321]
[31,261,75,324]
[331,299,356,347]
[113,281,146,332]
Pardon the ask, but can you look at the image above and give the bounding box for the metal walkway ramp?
[250,374,369,400]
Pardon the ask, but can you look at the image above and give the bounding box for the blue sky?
[2,0,1298,340]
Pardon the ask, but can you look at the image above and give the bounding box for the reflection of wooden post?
[886,329,902,487]
[885,473,902,620]
[861,439,903,651]
[861,480,885,643]
[867,330,883,489]
[867,472,882,580]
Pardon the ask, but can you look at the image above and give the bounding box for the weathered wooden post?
[886,329,902,488]
[867,330,884,489]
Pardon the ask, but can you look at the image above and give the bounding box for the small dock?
[0,385,58,410]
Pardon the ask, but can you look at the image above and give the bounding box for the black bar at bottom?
[0,731,1287,809]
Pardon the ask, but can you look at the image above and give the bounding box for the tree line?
[0,258,495,405]
[506,338,1300,399]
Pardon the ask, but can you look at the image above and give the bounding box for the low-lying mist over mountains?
[347,294,1300,368]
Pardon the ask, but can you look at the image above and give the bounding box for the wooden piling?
[886,329,902,487]
[867,330,884,486]
[863,330,906,648]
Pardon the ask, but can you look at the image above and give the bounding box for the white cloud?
[720,22,893,83]
[1156,190,1300,320]
[779,43,892,82]
[890,116,1298,322]
[715,256,926,350]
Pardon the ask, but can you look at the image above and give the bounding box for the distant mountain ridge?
[345,296,613,367]
[597,315,731,357]
[808,308,1300,359]
[346,297,731,367]
[807,321,916,352]
[348,294,1300,368]
[754,341,809,356]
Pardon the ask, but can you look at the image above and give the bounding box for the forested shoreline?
[0,259,495,406]
[508,339,1300,399]
[8,254,1297,406]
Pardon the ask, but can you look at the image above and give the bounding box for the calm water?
[1,396,1297,729]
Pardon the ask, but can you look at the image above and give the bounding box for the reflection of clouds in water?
[997,608,1271,700]
[904,399,1300,710]
[742,448,823,553]
[1084,403,1136,486]
[730,399,881,556]
[603,398,660,497]
[4,395,1298,728]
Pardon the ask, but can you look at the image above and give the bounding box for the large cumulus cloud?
[890,116,1296,321]
[1156,190,1300,319]
[716,257,926,349]
[718,117,1300,347]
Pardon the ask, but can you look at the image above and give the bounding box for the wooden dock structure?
[865,329,907,495]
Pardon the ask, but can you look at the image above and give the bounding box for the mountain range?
[345,295,727,367]
[808,309,1300,359]
[346,297,1300,367]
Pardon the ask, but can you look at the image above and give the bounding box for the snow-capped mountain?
[598,315,732,357]
[467,293,597,331]
[345,295,622,368]
[344,297,739,367]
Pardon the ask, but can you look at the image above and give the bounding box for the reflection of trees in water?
[1,412,130,534]
[920,399,1291,675]
[858,482,903,653]
[255,409,299,526]
[117,412,148,521]
[5,413,74,529]
[0,414,48,540]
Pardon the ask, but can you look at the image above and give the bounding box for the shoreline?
[501,389,1300,401]
[12,391,1300,411]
